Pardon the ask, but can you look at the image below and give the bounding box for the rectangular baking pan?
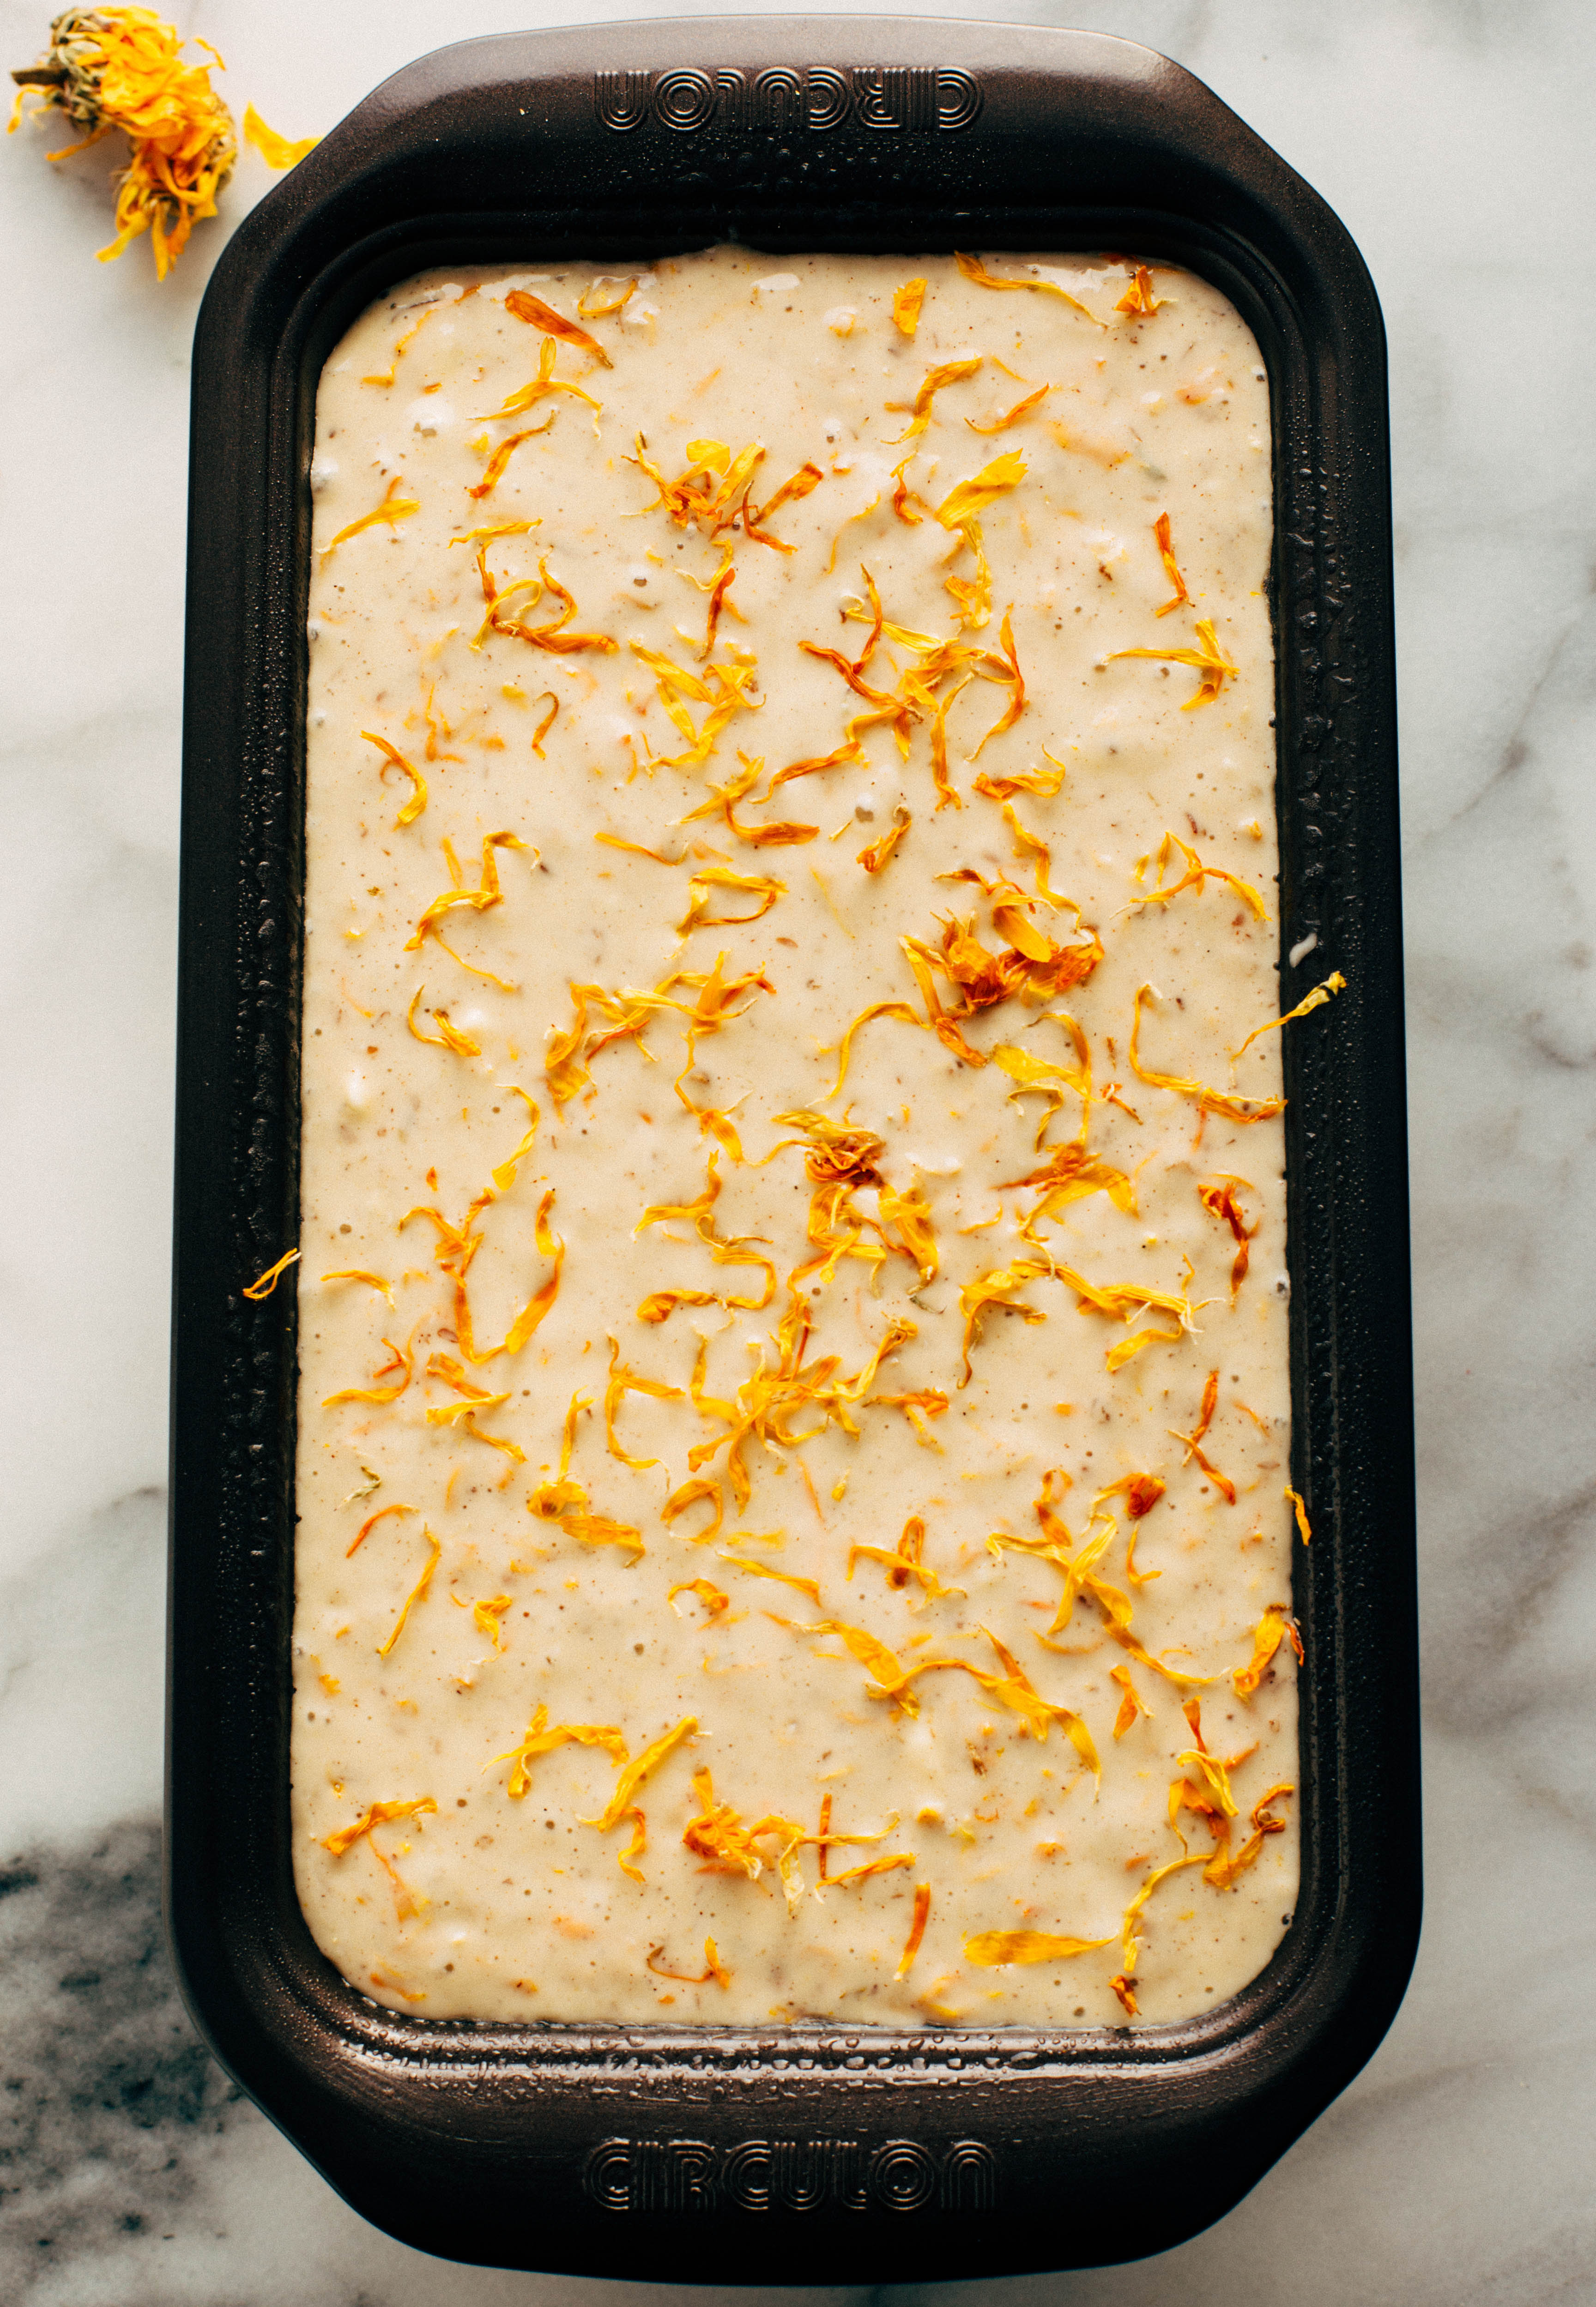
[169,16,1418,2279]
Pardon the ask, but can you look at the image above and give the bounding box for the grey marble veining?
[3,0,1593,2300]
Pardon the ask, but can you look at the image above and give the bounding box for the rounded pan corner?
[172,16,1415,2278]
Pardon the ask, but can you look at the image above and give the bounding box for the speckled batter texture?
[291,248,1303,2029]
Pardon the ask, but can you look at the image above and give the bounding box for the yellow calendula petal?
[323,1329,415,1408]
[668,1577,730,1619]
[972,749,1067,803]
[677,868,785,934]
[744,461,825,552]
[1109,617,1238,708]
[1129,985,1286,1126]
[481,332,604,425]
[465,1593,514,1648]
[359,730,426,825]
[646,1934,731,1986]
[892,278,927,337]
[978,1627,1100,1773]
[466,416,556,499]
[579,276,637,318]
[425,1389,510,1424]
[505,287,612,366]
[1116,264,1165,316]
[1199,1175,1258,1300]
[823,1000,925,1099]
[957,1256,1051,1386]
[1233,1604,1303,1699]
[601,1335,686,1469]
[847,1515,963,1599]
[584,1715,698,1832]
[449,517,542,547]
[682,1767,812,1913]
[1153,511,1188,614]
[1111,1849,1210,2010]
[322,1268,394,1307]
[556,1507,645,1558]
[404,832,530,977]
[817,1620,916,1711]
[321,1796,436,1858]
[345,1501,413,1558]
[321,476,419,558]
[243,1247,299,1299]
[490,1701,629,1800]
[955,250,1106,325]
[966,384,1050,436]
[663,1475,725,1543]
[934,451,1027,531]
[1175,1741,1239,1822]
[1203,1784,1294,1888]
[826,1852,917,1888]
[544,988,592,1107]
[1105,1323,1184,1374]
[377,1524,441,1657]
[242,104,318,169]
[594,831,683,865]
[719,1554,822,1606]
[361,303,437,386]
[1110,1664,1152,1738]
[490,1087,541,1191]
[405,985,480,1057]
[886,356,983,445]
[964,1928,1114,1967]
[1125,829,1267,921]
[1055,1265,1194,1330]
[498,1189,564,1355]
[617,1808,648,1884]
[857,806,910,873]
[896,1881,931,1976]
[1231,972,1348,1064]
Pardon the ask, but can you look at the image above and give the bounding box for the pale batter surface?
[291,248,1310,2028]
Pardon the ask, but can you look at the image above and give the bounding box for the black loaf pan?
[169,15,1418,2279]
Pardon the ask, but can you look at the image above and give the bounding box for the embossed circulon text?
[593,66,982,134]
[583,2135,997,2213]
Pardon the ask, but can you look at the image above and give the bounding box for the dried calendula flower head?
[11,11,315,275]
[10,6,238,276]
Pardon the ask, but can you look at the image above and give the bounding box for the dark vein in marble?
[0,1818,244,2295]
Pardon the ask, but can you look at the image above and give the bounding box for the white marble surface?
[2,0,1591,2299]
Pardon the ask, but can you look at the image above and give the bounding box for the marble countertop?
[2,1,1590,2300]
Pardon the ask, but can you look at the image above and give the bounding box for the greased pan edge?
[169,17,1416,2278]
